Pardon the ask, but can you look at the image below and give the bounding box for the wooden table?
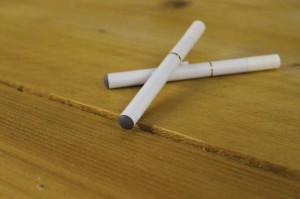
[0,0,300,198]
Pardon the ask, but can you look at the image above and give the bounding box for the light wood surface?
[0,0,300,198]
[1,84,300,198]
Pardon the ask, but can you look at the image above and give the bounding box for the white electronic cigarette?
[104,54,280,89]
[118,20,206,130]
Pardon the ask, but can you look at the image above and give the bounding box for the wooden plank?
[0,0,300,171]
[0,84,299,198]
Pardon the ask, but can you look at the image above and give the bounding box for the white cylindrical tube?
[118,20,206,130]
[104,54,280,89]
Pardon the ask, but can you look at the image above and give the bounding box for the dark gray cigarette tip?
[118,115,134,130]
[104,74,109,89]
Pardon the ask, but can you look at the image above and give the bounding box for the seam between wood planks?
[1,78,300,183]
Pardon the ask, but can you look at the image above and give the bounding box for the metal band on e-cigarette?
[169,52,182,62]
[209,62,214,77]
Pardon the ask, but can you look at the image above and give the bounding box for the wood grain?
[0,0,299,170]
[0,84,299,198]
[0,0,300,197]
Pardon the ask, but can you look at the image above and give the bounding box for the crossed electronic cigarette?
[104,20,280,130]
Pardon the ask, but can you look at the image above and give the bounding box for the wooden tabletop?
[0,0,300,198]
